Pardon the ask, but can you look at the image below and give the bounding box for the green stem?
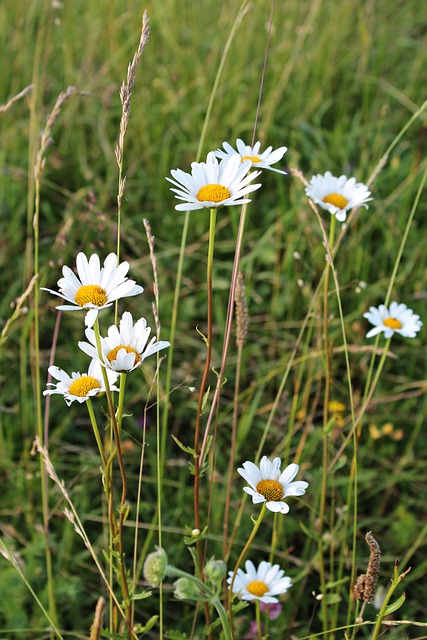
[194,208,217,541]
[370,565,409,640]
[211,597,233,640]
[318,214,336,633]
[116,372,127,434]
[228,503,267,637]
[86,399,107,468]
[255,599,262,640]
[92,319,132,635]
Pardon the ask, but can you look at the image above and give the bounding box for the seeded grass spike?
[227,560,292,603]
[305,171,372,221]
[79,311,170,373]
[42,252,144,327]
[363,301,422,338]
[167,151,262,210]
[43,359,119,406]
[237,456,308,514]
[215,138,288,174]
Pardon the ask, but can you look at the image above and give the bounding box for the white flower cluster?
[43,252,170,405]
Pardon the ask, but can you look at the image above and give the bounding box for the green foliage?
[1,0,426,638]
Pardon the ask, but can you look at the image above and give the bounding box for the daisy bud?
[143,546,168,587]
[173,577,201,601]
[205,558,226,584]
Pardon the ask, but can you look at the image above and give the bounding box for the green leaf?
[171,434,197,457]
[383,592,406,615]
[131,589,152,601]
[200,385,211,413]
[134,615,159,634]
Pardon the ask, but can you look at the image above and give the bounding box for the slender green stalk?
[86,399,107,468]
[92,319,132,635]
[370,565,411,640]
[255,600,262,640]
[116,373,127,433]
[194,208,217,588]
[317,214,336,633]
[228,504,267,637]
[199,201,249,464]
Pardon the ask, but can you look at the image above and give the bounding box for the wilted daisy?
[44,359,119,406]
[78,311,170,373]
[238,456,308,514]
[363,301,422,339]
[215,138,288,174]
[42,252,144,328]
[305,171,372,222]
[167,151,262,211]
[228,560,292,604]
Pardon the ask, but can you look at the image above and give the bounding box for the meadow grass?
[1,0,427,638]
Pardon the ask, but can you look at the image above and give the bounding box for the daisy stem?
[116,373,127,434]
[255,600,262,640]
[194,208,217,539]
[199,201,248,465]
[228,503,267,637]
[318,214,336,632]
[93,318,132,635]
[86,399,107,468]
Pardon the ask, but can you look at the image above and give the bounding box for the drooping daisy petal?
[215,138,288,174]
[78,311,170,373]
[305,171,372,222]
[43,359,119,406]
[41,252,144,327]
[237,455,308,515]
[228,559,292,604]
[363,301,422,339]
[167,151,262,211]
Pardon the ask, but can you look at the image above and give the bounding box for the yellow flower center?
[107,344,141,367]
[322,193,349,210]
[247,580,269,597]
[75,284,108,307]
[384,317,402,330]
[197,184,231,203]
[256,479,284,502]
[241,155,261,163]
[69,376,101,397]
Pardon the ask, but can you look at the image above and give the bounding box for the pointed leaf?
[383,592,406,615]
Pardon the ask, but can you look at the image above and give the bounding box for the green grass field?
[1,0,426,638]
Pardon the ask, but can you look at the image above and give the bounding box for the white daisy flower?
[363,301,422,339]
[228,560,292,604]
[42,252,144,328]
[215,138,288,174]
[305,171,372,222]
[43,359,119,406]
[78,311,170,373]
[166,151,262,211]
[237,456,308,515]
